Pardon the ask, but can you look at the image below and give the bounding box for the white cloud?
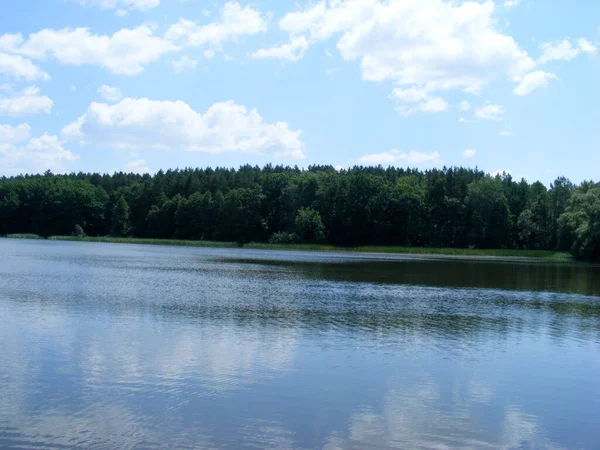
[504,0,519,8]
[420,97,448,113]
[459,100,472,112]
[2,25,177,76]
[124,158,150,174]
[251,36,308,62]
[97,84,123,102]
[73,0,160,12]
[0,33,22,53]
[513,70,557,96]
[0,126,78,175]
[172,55,198,73]
[358,149,441,167]
[0,53,49,80]
[165,2,268,50]
[0,86,53,116]
[475,104,504,120]
[539,38,597,64]
[111,158,151,174]
[577,38,597,54]
[268,0,538,106]
[500,130,514,137]
[0,5,268,77]
[390,87,448,116]
[62,98,304,159]
[462,148,477,158]
[0,123,31,143]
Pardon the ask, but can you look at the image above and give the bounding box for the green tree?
[175,191,215,240]
[0,189,20,235]
[388,176,426,246]
[220,188,265,243]
[467,177,511,248]
[549,177,574,248]
[145,194,182,238]
[111,195,131,237]
[558,183,600,260]
[0,165,595,258]
[294,207,325,243]
[74,224,86,238]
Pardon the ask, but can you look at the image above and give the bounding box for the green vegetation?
[5,233,42,239]
[247,242,569,260]
[0,166,597,260]
[43,235,569,260]
[48,236,238,248]
[557,182,600,260]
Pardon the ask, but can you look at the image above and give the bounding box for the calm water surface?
[1,239,599,449]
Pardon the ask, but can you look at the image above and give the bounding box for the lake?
[0,239,599,449]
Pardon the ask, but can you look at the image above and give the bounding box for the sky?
[0,0,598,184]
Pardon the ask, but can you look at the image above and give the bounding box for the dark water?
[1,239,599,450]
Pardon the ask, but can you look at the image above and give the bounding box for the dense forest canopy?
[0,165,598,260]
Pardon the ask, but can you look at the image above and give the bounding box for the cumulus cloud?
[475,104,504,120]
[251,36,309,62]
[577,38,597,54]
[62,98,304,159]
[0,86,53,116]
[513,70,557,96]
[458,101,472,112]
[1,25,178,76]
[124,158,150,173]
[539,38,597,64]
[462,149,477,158]
[390,87,448,116]
[97,84,123,102]
[0,123,78,175]
[0,122,31,142]
[0,2,271,76]
[165,2,268,50]
[262,0,540,109]
[172,55,198,73]
[0,53,49,80]
[504,0,519,8]
[73,0,160,12]
[113,158,151,174]
[358,149,441,167]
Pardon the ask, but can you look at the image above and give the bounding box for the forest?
[0,165,598,260]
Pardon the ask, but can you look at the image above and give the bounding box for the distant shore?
[2,234,572,261]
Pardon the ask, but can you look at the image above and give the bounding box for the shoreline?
[2,234,572,262]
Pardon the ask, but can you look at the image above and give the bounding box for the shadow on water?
[214,254,600,296]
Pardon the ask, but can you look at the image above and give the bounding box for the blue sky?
[0,0,598,184]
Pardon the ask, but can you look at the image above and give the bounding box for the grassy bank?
[4,233,43,239]
[48,236,238,248]
[22,235,571,260]
[246,242,570,259]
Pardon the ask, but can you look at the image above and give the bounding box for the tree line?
[0,165,598,260]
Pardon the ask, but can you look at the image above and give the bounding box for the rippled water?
[0,239,599,449]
